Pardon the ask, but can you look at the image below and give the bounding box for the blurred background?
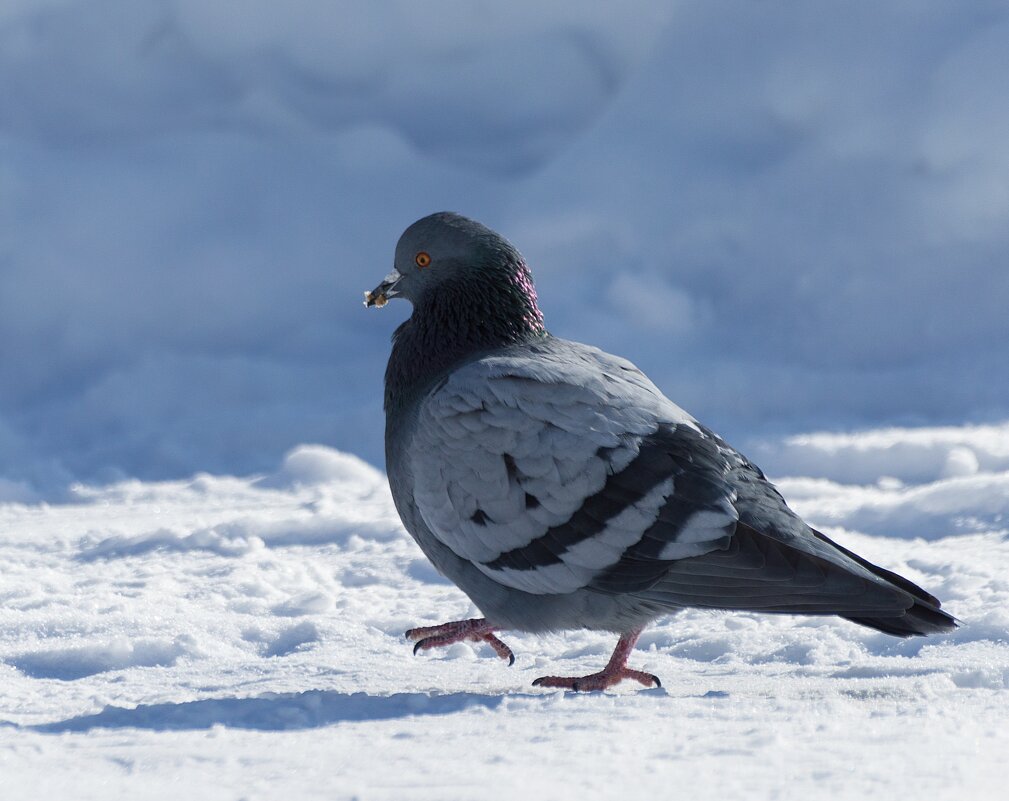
[2,0,1007,496]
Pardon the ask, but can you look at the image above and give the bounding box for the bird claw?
[405,618,515,665]
[532,667,660,692]
[531,628,660,691]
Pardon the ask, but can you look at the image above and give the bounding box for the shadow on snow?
[29,690,504,733]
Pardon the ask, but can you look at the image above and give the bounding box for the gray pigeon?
[366,212,957,692]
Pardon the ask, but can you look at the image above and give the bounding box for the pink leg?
[405,618,515,665]
[532,628,660,692]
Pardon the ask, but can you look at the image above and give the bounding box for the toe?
[624,668,661,688]
[532,676,567,689]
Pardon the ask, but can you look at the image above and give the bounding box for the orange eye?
[415,251,431,268]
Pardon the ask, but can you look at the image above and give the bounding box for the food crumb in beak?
[364,290,388,308]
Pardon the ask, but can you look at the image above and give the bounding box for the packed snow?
[1,427,1007,800]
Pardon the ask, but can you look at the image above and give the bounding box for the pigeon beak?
[364,269,404,308]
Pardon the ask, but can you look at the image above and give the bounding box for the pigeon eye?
[415,252,431,269]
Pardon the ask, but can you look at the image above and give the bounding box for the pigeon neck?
[384,265,547,414]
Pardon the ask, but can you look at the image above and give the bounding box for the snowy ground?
[2,427,1008,800]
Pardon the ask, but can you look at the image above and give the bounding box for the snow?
[2,426,1007,800]
[4,2,1009,489]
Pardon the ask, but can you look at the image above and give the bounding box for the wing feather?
[410,342,734,595]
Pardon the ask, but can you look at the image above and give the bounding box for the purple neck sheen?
[511,261,546,334]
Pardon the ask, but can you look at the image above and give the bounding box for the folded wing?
[410,342,737,595]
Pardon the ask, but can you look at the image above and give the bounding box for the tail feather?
[811,528,942,607]
[844,600,957,637]
[639,522,958,637]
[811,528,958,637]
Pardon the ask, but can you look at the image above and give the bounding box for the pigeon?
[365,211,957,692]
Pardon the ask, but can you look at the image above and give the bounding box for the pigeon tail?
[810,528,959,637]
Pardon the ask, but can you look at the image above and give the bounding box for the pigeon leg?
[532,628,659,692]
[406,618,515,665]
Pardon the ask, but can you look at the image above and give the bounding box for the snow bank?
[260,444,386,489]
[3,2,1009,489]
[750,421,1009,485]
[735,420,1009,539]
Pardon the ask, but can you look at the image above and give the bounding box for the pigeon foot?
[531,666,660,692]
[406,618,515,665]
[532,628,659,692]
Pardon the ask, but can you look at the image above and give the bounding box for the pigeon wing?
[409,342,739,596]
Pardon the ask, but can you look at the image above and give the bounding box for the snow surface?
[2,430,1008,800]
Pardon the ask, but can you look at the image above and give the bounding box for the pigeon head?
[366,212,544,326]
[371,212,548,411]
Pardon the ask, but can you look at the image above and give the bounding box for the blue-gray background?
[2,1,1008,495]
